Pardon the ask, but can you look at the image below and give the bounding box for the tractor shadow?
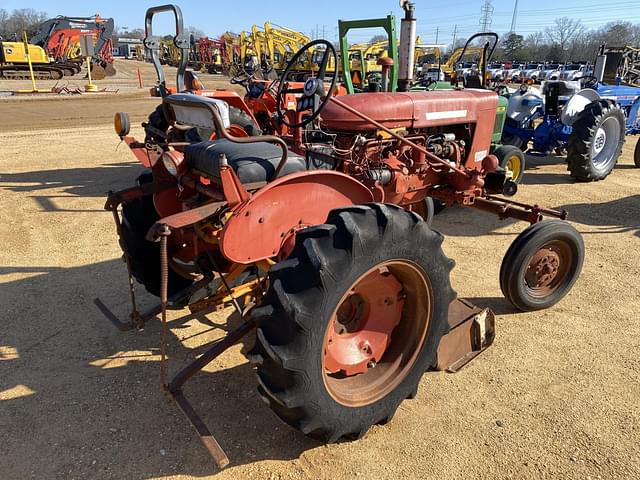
[559,194,640,238]
[431,205,517,238]
[521,153,575,185]
[0,260,317,479]
[0,161,146,212]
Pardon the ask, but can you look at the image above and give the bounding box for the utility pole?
[322,25,325,40]
[435,27,439,44]
[479,0,493,32]
[452,24,457,49]
[509,0,519,33]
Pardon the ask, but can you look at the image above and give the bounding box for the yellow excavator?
[0,39,65,79]
[160,39,182,67]
[240,22,335,80]
[348,36,424,82]
[220,31,241,75]
[441,45,485,78]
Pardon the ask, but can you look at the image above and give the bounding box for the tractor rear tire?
[501,119,526,150]
[494,145,526,184]
[500,220,584,311]
[634,136,640,168]
[120,181,194,298]
[249,203,454,442]
[567,100,625,181]
[229,106,262,136]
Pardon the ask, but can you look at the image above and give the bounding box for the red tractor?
[98,4,585,469]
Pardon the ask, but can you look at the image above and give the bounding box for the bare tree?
[370,34,388,43]
[187,26,205,39]
[545,17,585,60]
[598,22,635,46]
[631,24,640,45]
[0,8,48,39]
[522,32,545,60]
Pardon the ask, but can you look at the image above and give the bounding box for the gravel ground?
[0,66,639,479]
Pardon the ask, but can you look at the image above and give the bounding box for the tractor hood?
[320,90,498,131]
[597,84,640,104]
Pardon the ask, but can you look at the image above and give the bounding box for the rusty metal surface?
[171,391,230,469]
[166,319,257,469]
[324,92,497,172]
[469,196,568,224]
[327,96,471,178]
[436,298,496,372]
[147,201,226,242]
[219,170,374,264]
[104,180,176,211]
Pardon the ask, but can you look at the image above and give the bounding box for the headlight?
[160,151,184,177]
[114,112,130,137]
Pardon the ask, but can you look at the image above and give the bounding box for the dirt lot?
[0,64,639,479]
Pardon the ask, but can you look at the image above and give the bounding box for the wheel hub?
[505,155,521,180]
[303,77,319,96]
[593,127,606,155]
[324,266,405,376]
[525,248,561,288]
[523,240,574,299]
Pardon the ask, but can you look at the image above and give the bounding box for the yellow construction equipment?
[441,46,485,77]
[237,22,336,80]
[0,40,65,79]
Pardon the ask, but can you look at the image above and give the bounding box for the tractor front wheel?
[410,197,435,226]
[494,145,526,184]
[249,204,454,442]
[634,136,640,168]
[500,220,584,311]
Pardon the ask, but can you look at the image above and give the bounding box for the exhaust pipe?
[398,0,416,92]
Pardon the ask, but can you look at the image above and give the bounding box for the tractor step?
[436,298,496,372]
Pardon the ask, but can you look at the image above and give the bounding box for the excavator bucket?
[91,62,107,80]
[105,62,117,76]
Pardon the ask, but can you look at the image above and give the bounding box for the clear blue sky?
[1,0,639,45]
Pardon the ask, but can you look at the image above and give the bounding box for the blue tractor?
[501,75,640,181]
[592,44,640,167]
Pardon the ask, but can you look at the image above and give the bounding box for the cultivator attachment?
[95,202,497,468]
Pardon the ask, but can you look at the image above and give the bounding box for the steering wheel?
[577,75,598,89]
[276,39,338,129]
[494,85,510,97]
[230,69,256,90]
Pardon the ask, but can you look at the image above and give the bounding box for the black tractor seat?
[184,139,307,184]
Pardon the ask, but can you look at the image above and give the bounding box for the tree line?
[0,8,48,40]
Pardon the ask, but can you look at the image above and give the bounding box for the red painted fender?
[219,171,373,264]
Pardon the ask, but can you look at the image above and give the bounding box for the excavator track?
[0,65,65,80]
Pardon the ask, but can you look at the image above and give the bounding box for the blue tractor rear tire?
[566,100,625,181]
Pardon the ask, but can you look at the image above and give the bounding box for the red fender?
[219,171,374,264]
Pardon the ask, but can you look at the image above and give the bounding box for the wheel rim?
[591,116,620,171]
[505,154,522,181]
[322,260,432,407]
[523,240,573,298]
